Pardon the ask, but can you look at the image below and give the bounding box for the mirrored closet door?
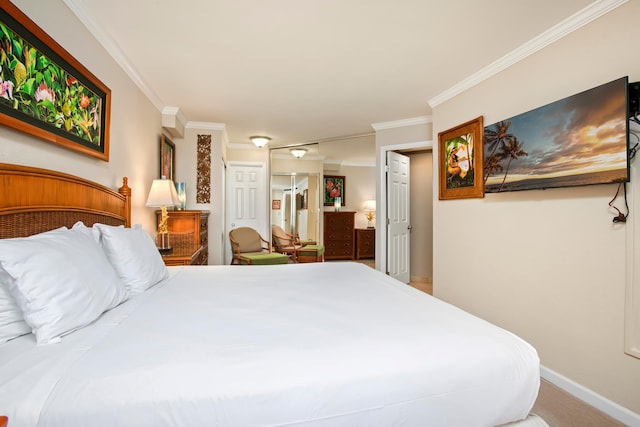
[270,144,321,242]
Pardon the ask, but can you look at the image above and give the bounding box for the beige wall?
[324,164,376,229]
[432,1,640,415]
[174,125,227,265]
[0,0,161,233]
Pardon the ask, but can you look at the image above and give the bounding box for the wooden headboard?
[0,163,131,239]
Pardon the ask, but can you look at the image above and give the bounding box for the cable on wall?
[609,114,640,223]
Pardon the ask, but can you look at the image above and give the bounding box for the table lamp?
[146,178,181,253]
[363,199,376,228]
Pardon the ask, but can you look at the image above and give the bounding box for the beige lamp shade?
[146,179,181,207]
[362,199,376,212]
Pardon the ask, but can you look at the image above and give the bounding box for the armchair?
[271,224,304,262]
[229,227,288,265]
[272,224,324,263]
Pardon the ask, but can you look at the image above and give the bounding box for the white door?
[386,151,411,283]
[225,162,267,263]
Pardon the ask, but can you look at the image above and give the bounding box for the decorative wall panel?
[196,134,211,203]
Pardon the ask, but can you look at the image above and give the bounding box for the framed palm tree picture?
[438,116,484,200]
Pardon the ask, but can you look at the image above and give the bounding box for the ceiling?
[64,0,599,147]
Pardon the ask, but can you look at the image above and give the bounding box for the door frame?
[377,140,432,274]
[225,161,267,264]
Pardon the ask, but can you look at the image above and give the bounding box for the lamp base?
[157,232,172,254]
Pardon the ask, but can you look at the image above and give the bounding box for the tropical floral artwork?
[0,3,110,160]
[324,175,345,206]
[483,77,629,193]
[160,134,175,180]
[438,117,484,200]
[445,133,476,190]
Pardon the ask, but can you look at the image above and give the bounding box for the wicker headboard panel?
[0,163,131,239]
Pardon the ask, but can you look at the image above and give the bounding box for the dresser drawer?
[324,240,354,257]
[355,228,375,259]
[323,211,355,260]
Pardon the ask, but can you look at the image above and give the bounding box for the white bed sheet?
[0,262,539,426]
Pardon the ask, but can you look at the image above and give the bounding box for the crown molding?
[341,161,376,168]
[428,0,628,108]
[63,0,165,112]
[372,116,432,131]
[162,106,187,124]
[186,122,226,131]
[228,142,259,150]
[161,106,187,138]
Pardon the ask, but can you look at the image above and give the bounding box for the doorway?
[225,161,267,264]
[379,141,433,285]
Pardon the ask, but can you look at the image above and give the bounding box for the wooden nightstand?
[156,210,209,265]
[161,245,206,266]
[355,228,375,260]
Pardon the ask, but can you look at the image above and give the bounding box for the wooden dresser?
[323,211,355,260]
[355,228,375,260]
[156,210,209,265]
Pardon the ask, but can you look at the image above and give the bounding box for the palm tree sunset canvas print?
[484,77,629,193]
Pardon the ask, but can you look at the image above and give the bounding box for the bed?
[0,163,544,427]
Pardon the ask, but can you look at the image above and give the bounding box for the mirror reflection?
[270,144,321,243]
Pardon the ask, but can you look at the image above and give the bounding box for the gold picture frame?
[438,116,484,200]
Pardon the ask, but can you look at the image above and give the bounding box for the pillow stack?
[0,223,168,345]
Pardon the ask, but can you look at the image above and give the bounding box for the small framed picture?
[160,134,175,180]
[272,199,281,210]
[323,175,345,206]
[438,116,484,200]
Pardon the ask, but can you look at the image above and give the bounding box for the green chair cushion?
[239,252,289,265]
[299,244,324,256]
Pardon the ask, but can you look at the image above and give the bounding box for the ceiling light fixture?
[290,148,307,159]
[250,136,270,148]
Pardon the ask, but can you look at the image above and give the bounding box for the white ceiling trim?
[186,122,227,131]
[228,142,261,150]
[371,116,432,131]
[342,161,376,168]
[162,107,187,125]
[63,0,165,112]
[428,0,628,108]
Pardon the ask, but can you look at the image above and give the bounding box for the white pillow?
[71,221,98,241]
[0,267,31,344]
[94,224,168,295]
[72,221,124,242]
[0,227,129,345]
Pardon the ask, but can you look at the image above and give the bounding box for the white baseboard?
[540,365,640,426]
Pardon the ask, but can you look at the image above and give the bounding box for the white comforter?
[0,262,539,426]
